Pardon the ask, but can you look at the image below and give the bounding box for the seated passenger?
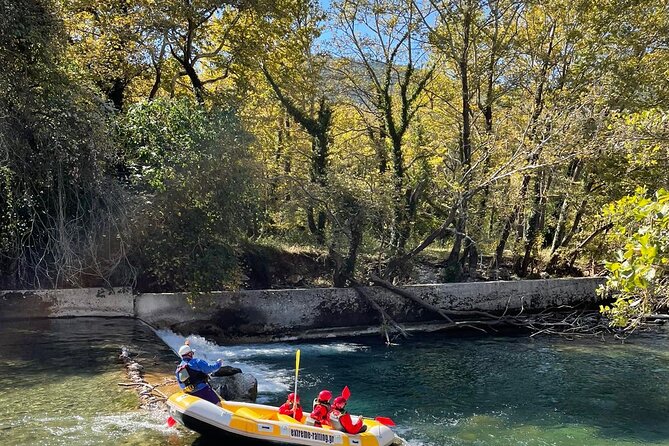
[278,392,304,421]
[329,396,367,434]
[305,390,332,427]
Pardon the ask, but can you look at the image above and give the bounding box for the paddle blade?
[166,416,177,428]
[295,349,301,379]
[375,416,395,427]
[342,385,351,400]
[293,349,301,405]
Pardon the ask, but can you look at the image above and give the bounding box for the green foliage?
[118,98,260,292]
[2,0,669,291]
[599,188,669,329]
[0,0,125,287]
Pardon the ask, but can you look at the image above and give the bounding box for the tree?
[118,98,260,291]
[334,0,435,256]
[1,0,130,288]
[599,188,669,330]
[160,0,246,104]
[61,0,155,110]
[260,0,333,244]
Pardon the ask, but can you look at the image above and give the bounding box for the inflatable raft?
[167,391,398,446]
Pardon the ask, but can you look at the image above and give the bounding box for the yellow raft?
[167,391,398,446]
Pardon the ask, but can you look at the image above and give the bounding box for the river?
[1,317,668,445]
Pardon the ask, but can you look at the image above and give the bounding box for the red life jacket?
[278,402,304,421]
[306,403,330,427]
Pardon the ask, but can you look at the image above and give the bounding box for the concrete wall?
[0,278,605,339]
[0,288,134,320]
[136,278,605,338]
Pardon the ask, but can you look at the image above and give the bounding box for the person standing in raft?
[278,392,304,421]
[329,396,367,434]
[305,390,332,427]
[175,341,224,405]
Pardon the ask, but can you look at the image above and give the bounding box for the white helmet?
[178,344,194,357]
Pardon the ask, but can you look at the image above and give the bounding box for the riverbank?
[0,278,604,342]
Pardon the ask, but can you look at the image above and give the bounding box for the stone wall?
[0,278,605,340]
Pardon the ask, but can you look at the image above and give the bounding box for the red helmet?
[318,390,332,403]
[287,393,300,403]
[332,396,347,410]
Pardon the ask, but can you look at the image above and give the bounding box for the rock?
[128,363,144,372]
[212,365,243,377]
[210,372,258,402]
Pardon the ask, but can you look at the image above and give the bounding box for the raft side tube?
[168,391,396,446]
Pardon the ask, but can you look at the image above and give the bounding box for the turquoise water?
[1,317,669,445]
[161,329,669,446]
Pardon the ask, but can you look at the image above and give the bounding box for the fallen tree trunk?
[361,279,616,339]
[350,279,409,342]
[369,274,505,321]
[369,274,454,323]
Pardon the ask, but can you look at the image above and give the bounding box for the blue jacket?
[175,357,223,393]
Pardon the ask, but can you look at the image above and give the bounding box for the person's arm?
[190,358,223,374]
[340,413,363,433]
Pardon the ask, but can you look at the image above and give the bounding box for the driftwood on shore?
[352,275,617,340]
[118,347,174,411]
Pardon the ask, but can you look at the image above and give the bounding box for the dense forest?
[0,0,667,323]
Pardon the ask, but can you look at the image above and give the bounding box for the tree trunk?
[446,6,472,270]
[149,40,167,101]
[332,198,364,287]
[389,134,407,255]
[351,284,408,339]
[183,63,205,104]
[148,69,161,101]
[550,193,569,254]
[518,169,552,276]
[550,161,583,253]
[107,78,126,111]
[385,196,460,278]
[309,134,328,244]
[492,170,531,269]
[444,212,465,280]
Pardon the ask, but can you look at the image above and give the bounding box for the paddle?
[292,349,301,413]
[341,386,396,427]
[374,416,396,426]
